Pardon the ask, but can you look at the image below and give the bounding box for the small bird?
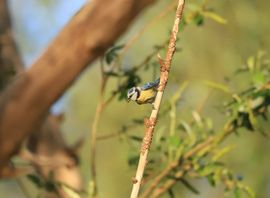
[127,78,160,105]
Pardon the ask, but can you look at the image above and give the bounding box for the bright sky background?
[9,0,87,113]
[9,0,86,65]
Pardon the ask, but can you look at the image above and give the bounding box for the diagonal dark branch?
[0,0,155,173]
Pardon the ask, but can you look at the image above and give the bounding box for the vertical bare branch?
[130,1,185,197]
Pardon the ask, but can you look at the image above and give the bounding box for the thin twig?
[148,126,233,197]
[130,1,185,197]
[122,0,178,54]
[89,60,108,197]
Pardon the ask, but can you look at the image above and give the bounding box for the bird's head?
[127,87,140,102]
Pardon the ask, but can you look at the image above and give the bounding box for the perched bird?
[127,78,160,105]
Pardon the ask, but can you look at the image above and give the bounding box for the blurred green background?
[1,0,270,197]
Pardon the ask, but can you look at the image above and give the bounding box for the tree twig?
[130,1,185,197]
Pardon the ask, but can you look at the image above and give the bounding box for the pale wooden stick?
[130,1,185,197]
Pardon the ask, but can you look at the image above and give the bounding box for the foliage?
[21,0,269,198]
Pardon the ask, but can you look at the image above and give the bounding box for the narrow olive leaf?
[198,163,223,177]
[247,56,255,71]
[203,11,227,24]
[180,121,196,146]
[132,118,144,124]
[129,135,143,142]
[170,81,189,103]
[168,188,175,198]
[192,111,203,128]
[212,145,235,162]
[207,174,216,187]
[234,187,241,198]
[237,183,256,198]
[204,80,231,94]
[27,174,43,188]
[104,44,125,64]
[61,184,81,198]
[193,13,204,26]
[179,178,200,195]
[128,155,140,166]
[168,135,181,148]
[252,72,265,86]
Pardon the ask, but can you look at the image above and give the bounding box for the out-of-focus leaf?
[179,179,200,195]
[247,56,255,71]
[198,163,223,176]
[105,71,121,77]
[179,17,187,32]
[44,181,57,192]
[104,44,124,64]
[203,11,227,24]
[204,81,231,94]
[171,81,189,103]
[169,135,181,148]
[27,174,43,188]
[128,155,140,166]
[192,111,203,128]
[167,189,175,198]
[132,118,144,124]
[234,187,241,198]
[237,183,256,198]
[129,135,143,142]
[207,174,216,187]
[193,13,204,26]
[61,184,81,198]
[212,145,235,162]
[179,121,196,145]
[252,72,265,86]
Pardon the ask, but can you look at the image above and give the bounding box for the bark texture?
[0,0,155,173]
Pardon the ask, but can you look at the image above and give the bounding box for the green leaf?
[204,81,231,94]
[44,181,57,192]
[168,135,181,148]
[128,155,140,166]
[129,135,143,142]
[203,11,227,24]
[27,174,43,188]
[179,179,200,195]
[247,56,255,71]
[170,81,189,103]
[61,185,81,198]
[237,183,256,198]
[198,163,223,176]
[167,189,175,198]
[193,13,204,26]
[252,71,265,86]
[104,44,124,64]
[212,145,235,162]
[132,118,144,124]
[234,187,241,198]
[179,17,187,32]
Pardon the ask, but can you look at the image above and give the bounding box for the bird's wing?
[141,78,160,90]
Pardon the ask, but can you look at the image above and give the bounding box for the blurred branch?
[0,0,156,173]
[0,1,84,197]
[0,0,24,91]
[89,60,109,197]
[130,1,185,197]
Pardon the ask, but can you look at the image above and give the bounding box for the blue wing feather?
[140,78,160,90]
